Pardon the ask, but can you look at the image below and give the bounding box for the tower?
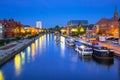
[36,21,42,29]
[114,6,119,20]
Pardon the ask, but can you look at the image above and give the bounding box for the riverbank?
[0,33,44,66]
[99,42,120,57]
[63,35,120,57]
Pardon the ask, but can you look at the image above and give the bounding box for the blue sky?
[0,0,120,28]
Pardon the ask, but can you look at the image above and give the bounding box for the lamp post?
[118,18,120,45]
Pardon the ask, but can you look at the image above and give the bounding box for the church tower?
[114,6,119,20]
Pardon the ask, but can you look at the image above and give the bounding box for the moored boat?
[65,39,75,46]
[78,40,114,59]
[74,42,93,56]
[92,45,114,59]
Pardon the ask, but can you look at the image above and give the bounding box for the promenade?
[0,34,43,66]
[99,41,120,57]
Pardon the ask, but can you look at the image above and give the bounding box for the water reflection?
[0,70,4,80]
[79,55,92,63]
[47,34,50,43]
[1,34,120,80]
[39,35,42,54]
[35,39,38,51]
[93,57,114,66]
[14,54,21,76]
[60,36,65,58]
[32,43,35,60]
[39,34,46,54]
[43,35,46,47]
[21,52,25,65]
[71,54,78,63]
[27,47,31,62]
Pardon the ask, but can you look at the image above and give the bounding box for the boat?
[74,42,93,56]
[78,40,114,59]
[55,36,60,42]
[65,39,75,46]
[92,45,114,59]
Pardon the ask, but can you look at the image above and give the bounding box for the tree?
[54,25,61,33]
[77,25,86,35]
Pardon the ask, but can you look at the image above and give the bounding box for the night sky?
[0,0,120,28]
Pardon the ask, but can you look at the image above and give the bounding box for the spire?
[114,6,119,20]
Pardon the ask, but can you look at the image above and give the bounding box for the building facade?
[0,19,24,38]
[36,21,42,29]
[93,7,119,38]
[67,20,88,27]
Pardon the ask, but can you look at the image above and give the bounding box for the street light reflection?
[35,39,38,50]
[27,46,31,62]
[21,52,25,65]
[47,34,50,42]
[14,54,21,76]
[32,43,35,60]
[60,36,65,58]
[0,70,4,80]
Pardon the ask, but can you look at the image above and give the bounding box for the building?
[36,21,42,29]
[0,19,24,38]
[67,20,88,27]
[93,7,119,38]
[0,23,3,39]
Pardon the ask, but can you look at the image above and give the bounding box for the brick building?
[0,19,24,38]
[93,7,119,38]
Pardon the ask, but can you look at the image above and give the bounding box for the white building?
[0,23,3,39]
[36,21,42,29]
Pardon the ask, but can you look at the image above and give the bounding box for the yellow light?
[80,45,85,49]
[27,46,31,61]
[14,54,21,76]
[60,36,65,58]
[0,70,4,80]
[80,27,84,32]
[35,39,38,49]
[71,28,77,32]
[32,43,35,60]
[61,29,66,32]
[21,52,25,65]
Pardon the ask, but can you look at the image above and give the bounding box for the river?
[0,34,120,80]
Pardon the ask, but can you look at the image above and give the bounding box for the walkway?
[99,41,120,56]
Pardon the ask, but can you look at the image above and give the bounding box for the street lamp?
[118,18,120,45]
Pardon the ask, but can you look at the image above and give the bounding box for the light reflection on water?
[0,70,4,80]
[31,43,35,61]
[0,34,120,80]
[14,54,21,76]
[21,52,25,65]
[27,47,31,62]
[60,36,65,58]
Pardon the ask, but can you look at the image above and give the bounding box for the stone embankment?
[0,34,43,66]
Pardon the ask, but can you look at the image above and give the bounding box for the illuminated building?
[36,21,42,29]
[0,19,24,38]
[67,20,88,27]
[93,7,119,38]
[27,27,38,35]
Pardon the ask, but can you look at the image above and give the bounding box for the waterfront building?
[27,27,38,35]
[36,21,42,29]
[67,20,88,27]
[93,7,119,38]
[0,19,24,38]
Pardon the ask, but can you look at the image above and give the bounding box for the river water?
[0,34,120,80]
